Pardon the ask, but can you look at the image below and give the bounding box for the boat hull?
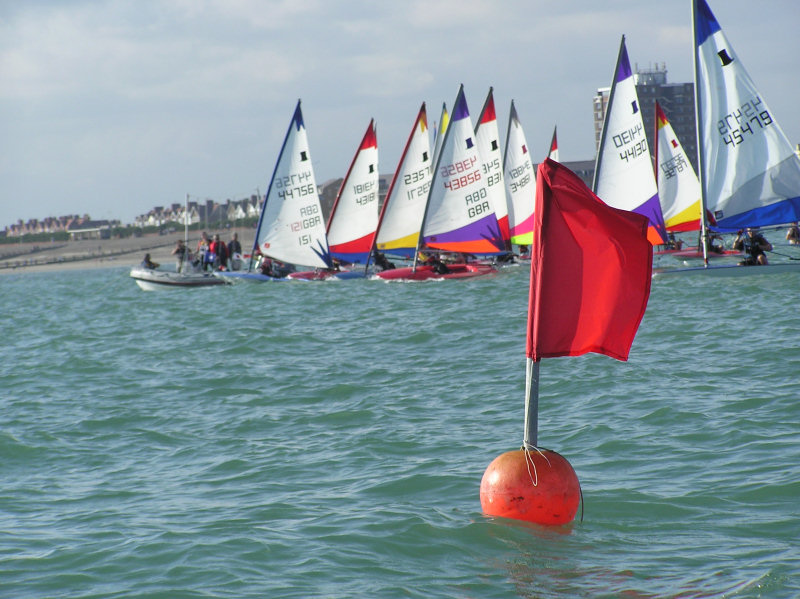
[130,267,230,290]
[374,263,497,281]
[213,271,288,283]
[287,269,368,281]
[653,262,800,278]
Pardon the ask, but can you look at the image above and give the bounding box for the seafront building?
[593,63,697,172]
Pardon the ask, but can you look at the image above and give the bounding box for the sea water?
[1,264,798,598]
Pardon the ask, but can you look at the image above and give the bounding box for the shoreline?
[0,227,255,276]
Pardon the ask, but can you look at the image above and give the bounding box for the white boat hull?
[130,267,230,290]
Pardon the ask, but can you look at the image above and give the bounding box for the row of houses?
[130,176,374,229]
[3,160,597,241]
[3,215,122,241]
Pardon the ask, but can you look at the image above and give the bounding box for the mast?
[179,193,189,273]
[691,0,710,267]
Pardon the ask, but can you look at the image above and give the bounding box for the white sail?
[474,87,510,244]
[375,104,432,258]
[421,85,503,255]
[326,119,379,264]
[255,101,330,269]
[502,101,536,246]
[655,102,701,232]
[694,0,800,229]
[594,36,666,245]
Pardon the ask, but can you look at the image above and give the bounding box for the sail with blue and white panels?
[695,0,800,230]
[594,36,666,245]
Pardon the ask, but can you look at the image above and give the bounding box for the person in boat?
[227,233,243,270]
[452,252,477,264]
[196,232,211,270]
[209,234,229,270]
[665,232,684,250]
[517,245,530,259]
[373,252,395,271]
[172,239,189,272]
[786,222,800,245]
[703,232,725,254]
[258,255,275,276]
[140,253,159,270]
[420,251,449,274]
[733,227,772,265]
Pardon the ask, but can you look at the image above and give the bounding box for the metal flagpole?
[523,358,539,449]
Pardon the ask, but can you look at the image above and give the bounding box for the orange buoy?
[480,448,580,525]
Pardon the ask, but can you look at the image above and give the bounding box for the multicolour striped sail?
[475,87,510,243]
[548,126,559,162]
[255,100,331,268]
[502,101,536,246]
[594,36,667,246]
[431,102,449,167]
[326,119,379,264]
[373,103,432,259]
[655,102,701,232]
[421,85,504,255]
[694,0,800,231]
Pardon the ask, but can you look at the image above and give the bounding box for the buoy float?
[480,448,580,525]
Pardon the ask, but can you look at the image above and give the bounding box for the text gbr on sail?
[465,188,491,218]
[291,204,322,239]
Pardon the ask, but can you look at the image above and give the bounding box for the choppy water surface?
[1,265,798,598]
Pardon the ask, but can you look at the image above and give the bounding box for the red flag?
[527,159,652,362]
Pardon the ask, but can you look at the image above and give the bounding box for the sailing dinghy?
[502,100,536,255]
[370,102,432,267]
[652,102,740,260]
[474,88,510,245]
[654,0,800,277]
[375,86,501,281]
[218,100,330,282]
[594,36,667,246]
[289,119,379,280]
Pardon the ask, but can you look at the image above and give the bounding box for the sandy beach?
[0,227,256,275]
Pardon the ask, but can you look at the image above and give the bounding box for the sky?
[2,0,799,228]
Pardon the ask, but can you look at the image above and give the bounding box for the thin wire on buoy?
[521,444,551,488]
[522,443,584,523]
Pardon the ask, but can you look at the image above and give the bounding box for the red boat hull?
[375,263,496,281]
